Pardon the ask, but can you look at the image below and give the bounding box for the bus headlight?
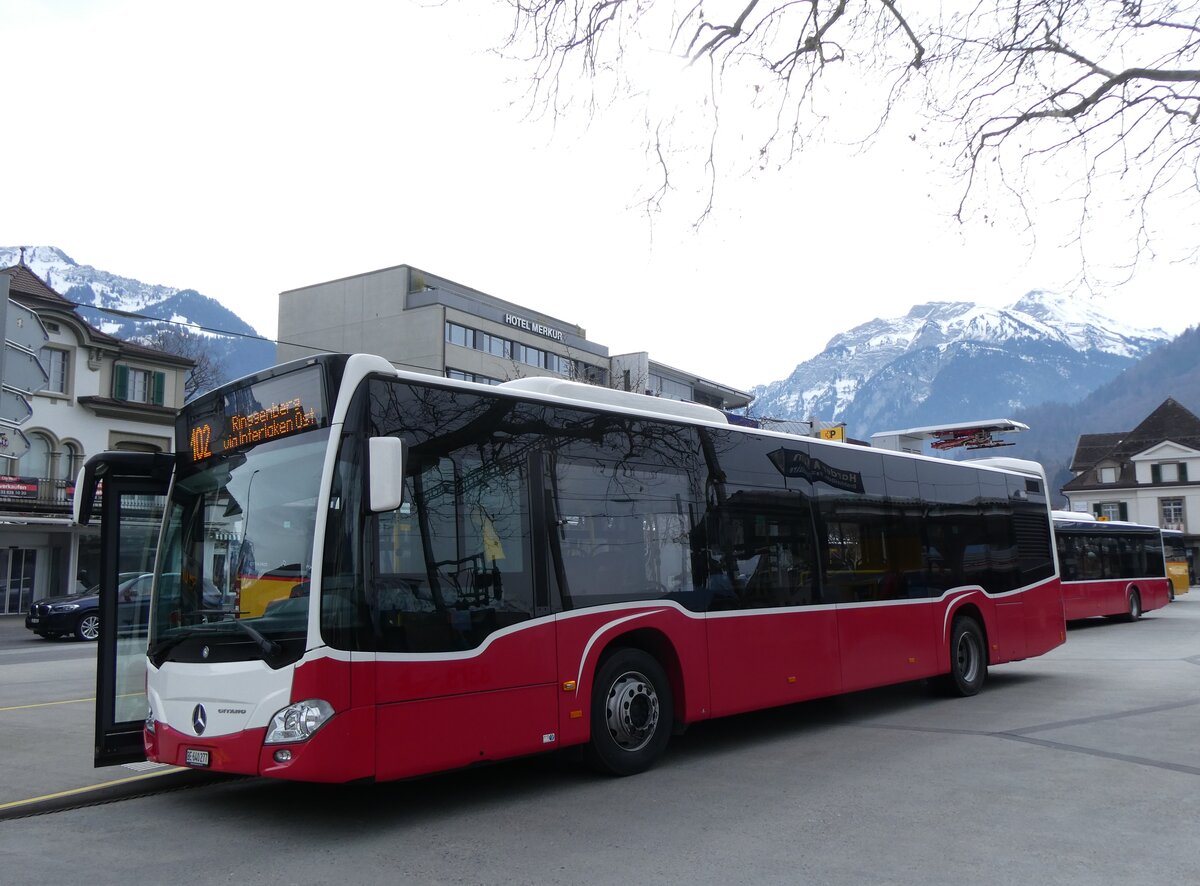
[145,709,155,734]
[264,699,335,744]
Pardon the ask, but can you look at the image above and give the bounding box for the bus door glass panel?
[551,457,694,608]
[816,448,936,689]
[699,484,838,714]
[1079,535,1104,580]
[96,481,166,766]
[1117,536,1139,579]
[701,493,819,610]
[1097,536,1123,611]
[916,461,980,596]
[977,472,1025,659]
[1057,534,1086,619]
[1144,533,1165,578]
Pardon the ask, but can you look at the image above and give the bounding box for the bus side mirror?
[368,437,405,512]
[73,465,92,525]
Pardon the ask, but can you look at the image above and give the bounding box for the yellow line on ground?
[0,767,184,811]
[0,697,93,712]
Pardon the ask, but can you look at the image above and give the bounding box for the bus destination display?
[185,368,328,463]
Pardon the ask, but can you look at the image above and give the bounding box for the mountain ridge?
[0,245,275,383]
[749,292,1170,439]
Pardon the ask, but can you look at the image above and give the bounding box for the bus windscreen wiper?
[224,619,281,660]
[149,620,278,665]
[149,628,196,665]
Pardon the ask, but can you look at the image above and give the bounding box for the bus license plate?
[185,749,210,768]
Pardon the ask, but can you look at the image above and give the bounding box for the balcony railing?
[0,474,77,514]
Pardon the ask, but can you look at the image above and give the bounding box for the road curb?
[0,767,237,820]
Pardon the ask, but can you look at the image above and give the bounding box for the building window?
[648,373,693,402]
[113,441,162,453]
[1096,502,1127,521]
[1160,498,1185,531]
[40,348,69,394]
[113,365,165,405]
[18,432,52,479]
[445,320,585,379]
[514,343,545,369]
[478,332,509,358]
[445,322,473,348]
[1151,462,1187,483]
[61,442,83,481]
[446,368,500,386]
[1098,466,1117,483]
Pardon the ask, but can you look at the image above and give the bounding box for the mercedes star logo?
[192,703,207,735]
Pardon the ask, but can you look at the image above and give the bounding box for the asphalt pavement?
[2,592,1200,886]
[0,614,212,817]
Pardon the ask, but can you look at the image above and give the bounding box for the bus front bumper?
[147,705,374,783]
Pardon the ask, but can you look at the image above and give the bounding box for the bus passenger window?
[370,452,534,653]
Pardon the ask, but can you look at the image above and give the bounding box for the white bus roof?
[498,376,729,425]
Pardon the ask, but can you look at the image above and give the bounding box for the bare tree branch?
[493,0,1200,277]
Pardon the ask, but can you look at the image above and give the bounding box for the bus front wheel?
[587,648,673,777]
[937,616,986,697]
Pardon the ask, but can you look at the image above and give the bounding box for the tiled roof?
[1064,398,1200,492]
[2,261,192,368]
[1069,432,1126,472]
[1,262,74,306]
[1123,397,1200,448]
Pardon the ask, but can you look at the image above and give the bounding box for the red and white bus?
[79,354,1065,781]
[1052,512,1173,620]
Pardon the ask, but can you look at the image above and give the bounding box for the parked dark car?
[113,572,226,636]
[26,572,225,642]
[25,573,145,642]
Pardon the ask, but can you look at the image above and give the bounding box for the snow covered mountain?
[0,245,275,383]
[749,293,1170,439]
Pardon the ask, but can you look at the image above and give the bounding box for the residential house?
[0,259,192,615]
[1061,397,1200,576]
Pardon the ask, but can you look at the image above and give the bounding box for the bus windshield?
[148,428,331,666]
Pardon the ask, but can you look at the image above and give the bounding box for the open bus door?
[75,451,176,766]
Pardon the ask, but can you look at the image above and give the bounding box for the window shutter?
[1180,463,1188,482]
[1152,464,1161,483]
[1092,505,1102,518]
[113,365,129,400]
[151,372,166,406]
[1119,502,1129,521]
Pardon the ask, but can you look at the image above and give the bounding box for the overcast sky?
[3,0,1194,392]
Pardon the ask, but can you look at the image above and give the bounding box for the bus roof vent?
[498,377,729,424]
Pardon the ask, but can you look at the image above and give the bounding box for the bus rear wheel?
[1123,590,1142,622]
[937,616,986,697]
[587,648,673,777]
